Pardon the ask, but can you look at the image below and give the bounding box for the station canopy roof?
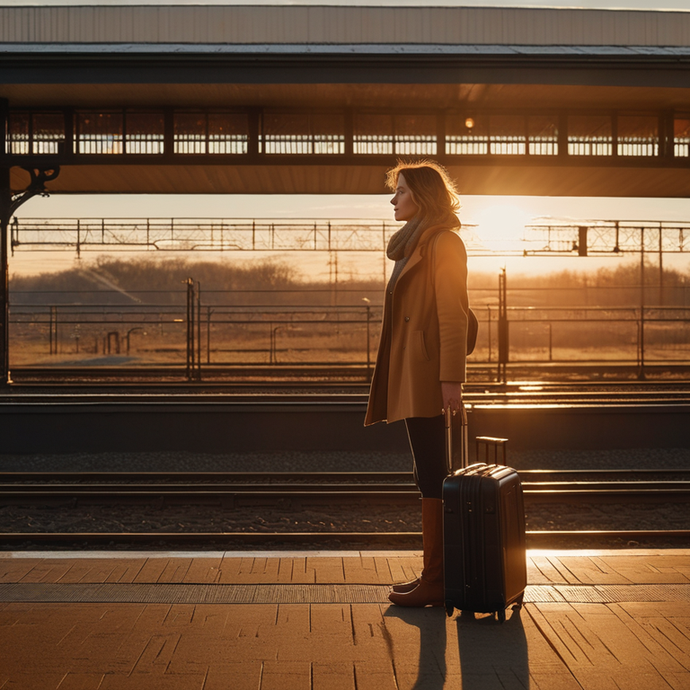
[3,4,690,196]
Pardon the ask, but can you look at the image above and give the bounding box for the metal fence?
[10,283,690,381]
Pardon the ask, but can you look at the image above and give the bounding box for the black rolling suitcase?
[442,408,527,622]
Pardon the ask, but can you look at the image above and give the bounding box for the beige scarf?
[386,212,459,292]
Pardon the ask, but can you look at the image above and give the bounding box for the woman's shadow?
[385,605,529,689]
[385,606,448,689]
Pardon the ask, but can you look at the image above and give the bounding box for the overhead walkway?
[3,5,690,197]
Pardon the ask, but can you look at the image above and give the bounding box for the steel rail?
[10,365,690,379]
[8,366,373,379]
[4,383,690,403]
[0,483,416,493]
[2,488,689,507]
[3,469,690,484]
[9,366,690,386]
[2,482,690,494]
[0,471,413,483]
[1,530,689,547]
[8,379,690,388]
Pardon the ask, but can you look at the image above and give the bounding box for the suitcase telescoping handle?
[475,436,509,465]
[445,403,469,473]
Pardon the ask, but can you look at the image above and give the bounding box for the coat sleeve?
[432,231,469,382]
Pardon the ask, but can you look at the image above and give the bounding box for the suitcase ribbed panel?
[443,463,527,615]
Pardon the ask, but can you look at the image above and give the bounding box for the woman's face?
[390,173,419,222]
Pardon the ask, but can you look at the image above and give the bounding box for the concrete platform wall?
[0,402,687,453]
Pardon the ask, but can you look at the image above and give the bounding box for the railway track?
[1,470,689,549]
[3,470,690,503]
[3,381,690,405]
[8,363,690,387]
[1,387,688,547]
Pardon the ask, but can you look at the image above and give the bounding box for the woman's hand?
[441,381,463,415]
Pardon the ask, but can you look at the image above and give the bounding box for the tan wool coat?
[365,224,469,426]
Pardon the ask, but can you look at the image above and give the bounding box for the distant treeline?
[496,263,690,308]
[10,257,381,307]
[10,256,690,308]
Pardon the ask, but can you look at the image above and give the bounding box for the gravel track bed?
[1,501,689,535]
[0,448,688,473]
[1,448,688,549]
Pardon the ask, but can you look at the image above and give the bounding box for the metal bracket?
[7,166,60,220]
[0,165,60,385]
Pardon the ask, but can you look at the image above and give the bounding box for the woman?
[365,160,469,608]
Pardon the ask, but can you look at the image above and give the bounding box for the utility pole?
[638,228,646,380]
[498,268,508,384]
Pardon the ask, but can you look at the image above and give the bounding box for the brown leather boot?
[389,498,444,607]
[392,577,420,594]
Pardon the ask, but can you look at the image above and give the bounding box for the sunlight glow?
[472,203,532,253]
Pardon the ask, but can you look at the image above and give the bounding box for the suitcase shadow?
[384,606,529,689]
[455,606,529,689]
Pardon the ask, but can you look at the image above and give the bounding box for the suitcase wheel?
[497,608,506,624]
[444,601,454,618]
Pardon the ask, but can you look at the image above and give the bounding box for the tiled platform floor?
[1,549,689,689]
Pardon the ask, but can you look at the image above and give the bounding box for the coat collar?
[395,224,456,285]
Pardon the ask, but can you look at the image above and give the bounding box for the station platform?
[1,549,689,689]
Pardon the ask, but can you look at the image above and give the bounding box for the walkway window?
[354,114,393,155]
[76,112,124,155]
[175,112,248,155]
[617,115,658,157]
[674,117,690,158]
[6,112,30,154]
[568,115,612,156]
[7,112,65,155]
[354,113,436,155]
[175,113,205,154]
[447,114,556,156]
[528,116,558,155]
[446,115,489,155]
[76,111,166,155]
[125,112,164,155]
[489,115,526,155]
[393,115,437,155]
[260,112,344,155]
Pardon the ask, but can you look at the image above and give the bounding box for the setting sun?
[471,203,532,253]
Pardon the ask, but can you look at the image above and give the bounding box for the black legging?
[405,415,449,499]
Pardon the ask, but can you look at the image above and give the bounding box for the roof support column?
[558,112,568,158]
[659,110,675,159]
[344,109,354,157]
[0,97,11,385]
[436,110,446,160]
[163,107,174,161]
[248,108,260,158]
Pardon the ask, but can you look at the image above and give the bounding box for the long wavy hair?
[385,160,460,224]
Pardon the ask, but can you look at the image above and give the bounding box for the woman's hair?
[385,160,460,219]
